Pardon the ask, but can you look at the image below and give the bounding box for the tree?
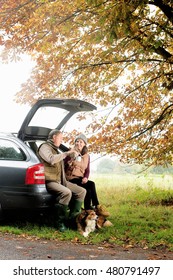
[96,157,116,173]
[0,0,172,166]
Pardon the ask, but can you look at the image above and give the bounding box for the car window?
[28,106,69,128]
[61,112,95,135]
[0,139,26,161]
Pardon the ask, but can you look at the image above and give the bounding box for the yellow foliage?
[0,0,172,165]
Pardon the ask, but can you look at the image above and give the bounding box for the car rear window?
[0,139,26,161]
[28,106,69,128]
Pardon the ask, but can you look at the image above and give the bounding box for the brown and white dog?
[96,215,113,229]
[95,206,113,229]
[76,209,98,237]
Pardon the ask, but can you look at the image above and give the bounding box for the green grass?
[0,174,173,250]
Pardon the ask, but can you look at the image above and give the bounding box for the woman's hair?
[81,145,88,155]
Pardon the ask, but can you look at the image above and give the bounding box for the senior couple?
[38,129,108,232]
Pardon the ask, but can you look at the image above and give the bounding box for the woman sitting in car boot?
[64,133,109,217]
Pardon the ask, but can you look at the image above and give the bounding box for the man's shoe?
[54,203,69,232]
[56,221,68,232]
[69,200,83,229]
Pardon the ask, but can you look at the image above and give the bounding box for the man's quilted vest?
[38,143,62,182]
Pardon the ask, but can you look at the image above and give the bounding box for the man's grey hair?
[48,129,62,140]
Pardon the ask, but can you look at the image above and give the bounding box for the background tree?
[0,0,172,166]
[96,157,116,173]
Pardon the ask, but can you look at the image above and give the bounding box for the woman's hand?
[82,177,88,184]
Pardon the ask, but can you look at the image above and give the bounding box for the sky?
[0,55,34,132]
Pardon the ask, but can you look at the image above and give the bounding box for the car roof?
[17,98,97,142]
[0,132,15,137]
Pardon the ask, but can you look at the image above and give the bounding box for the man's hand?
[66,149,79,159]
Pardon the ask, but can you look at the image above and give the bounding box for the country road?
[0,233,173,260]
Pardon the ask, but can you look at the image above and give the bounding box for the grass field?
[91,173,173,250]
[0,173,173,250]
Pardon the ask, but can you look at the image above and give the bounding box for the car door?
[0,136,34,208]
[18,98,97,143]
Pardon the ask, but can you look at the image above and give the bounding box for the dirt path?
[0,233,173,260]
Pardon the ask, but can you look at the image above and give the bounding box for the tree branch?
[150,0,173,24]
[128,103,173,141]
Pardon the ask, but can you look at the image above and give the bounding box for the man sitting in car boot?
[38,129,86,232]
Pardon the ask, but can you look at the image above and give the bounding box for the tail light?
[25,163,45,185]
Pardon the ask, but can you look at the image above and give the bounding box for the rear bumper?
[1,190,56,210]
[22,192,56,209]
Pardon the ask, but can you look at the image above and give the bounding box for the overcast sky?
[0,55,33,132]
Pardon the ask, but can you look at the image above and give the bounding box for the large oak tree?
[0,0,172,165]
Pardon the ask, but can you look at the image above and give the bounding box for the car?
[0,98,96,219]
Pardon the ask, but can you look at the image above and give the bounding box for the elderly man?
[38,129,86,232]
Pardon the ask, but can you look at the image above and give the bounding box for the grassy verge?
[0,174,173,250]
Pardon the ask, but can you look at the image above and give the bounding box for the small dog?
[96,215,113,229]
[76,209,98,237]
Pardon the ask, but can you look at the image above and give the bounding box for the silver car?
[0,99,96,219]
